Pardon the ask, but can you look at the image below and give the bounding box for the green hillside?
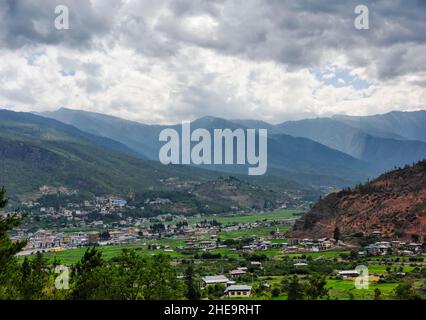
[0,109,216,196]
[0,110,314,209]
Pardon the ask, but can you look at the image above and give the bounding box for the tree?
[333,226,341,242]
[271,287,281,297]
[70,247,104,299]
[411,234,420,243]
[349,250,358,260]
[150,223,166,233]
[281,275,305,300]
[0,187,27,299]
[373,288,381,300]
[100,230,110,240]
[20,252,50,299]
[305,274,328,300]
[176,221,188,230]
[0,188,27,267]
[206,284,226,300]
[394,282,421,300]
[185,263,201,300]
[114,249,148,299]
[143,254,184,300]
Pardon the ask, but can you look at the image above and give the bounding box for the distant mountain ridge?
[2,109,142,158]
[37,108,164,160]
[333,110,426,142]
[39,108,374,187]
[233,110,426,173]
[276,117,426,171]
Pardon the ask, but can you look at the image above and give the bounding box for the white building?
[202,275,230,285]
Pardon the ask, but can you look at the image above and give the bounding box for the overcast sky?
[0,0,425,124]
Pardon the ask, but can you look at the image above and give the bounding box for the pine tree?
[0,187,27,298]
[0,187,27,265]
[281,275,304,300]
[185,263,201,300]
[305,274,328,300]
[374,288,382,300]
[333,226,341,242]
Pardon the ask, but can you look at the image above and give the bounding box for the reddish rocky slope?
[287,160,426,241]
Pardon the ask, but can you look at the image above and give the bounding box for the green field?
[149,209,301,228]
[191,210,301,224]
[20,242,188,265]
[367,264,417,275]
[326,279,401,300]
[20,220,292,265]
[256,276,417,300]
[282,250,351,259]
[219,226,286,240]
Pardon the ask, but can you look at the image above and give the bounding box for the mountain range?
[276,117,426,171]
[0,109,314,208]
[39,108,373,187]
[40,108,426,186]
[1,107,425,200]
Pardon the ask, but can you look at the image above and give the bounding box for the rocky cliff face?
[287,161,426,242]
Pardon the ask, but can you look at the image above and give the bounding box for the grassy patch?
[326,279,400,300]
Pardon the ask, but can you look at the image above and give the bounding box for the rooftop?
[224,285,252,293]
[202,275,230,284]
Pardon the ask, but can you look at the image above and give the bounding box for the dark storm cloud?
[0,0,425,80]
[0,0,119,49]
[152,0,426,79]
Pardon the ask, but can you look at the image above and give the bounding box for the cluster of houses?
[283,237,343,253]
[13,231,87,255]
[145,222,291,251]
[22,195,194,231]
[14,210,296,256]
[199,261,266,298]
[179,238,224,251]
[37,185,77,196]
[240,240,283,252]
[282,237,424,256]
[201,274,253,298]
[35,195,129,217]
[14,227,144,255]
[360,241,423,256]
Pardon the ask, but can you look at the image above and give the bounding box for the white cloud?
[0,0,425,124]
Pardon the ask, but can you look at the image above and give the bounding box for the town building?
[202,275,230,285]
[224,285,252,298]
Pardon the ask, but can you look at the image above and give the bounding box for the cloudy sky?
[0,0,425,124]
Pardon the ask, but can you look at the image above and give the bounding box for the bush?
[271,287,281,297]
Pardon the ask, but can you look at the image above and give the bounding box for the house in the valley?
[228,269,247,278]
[202,275,230,286]
[338,270,360,278]
[250,261,262,267]
[293,262,308,267]
[224,285,252,298]
[408,243,422,253]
